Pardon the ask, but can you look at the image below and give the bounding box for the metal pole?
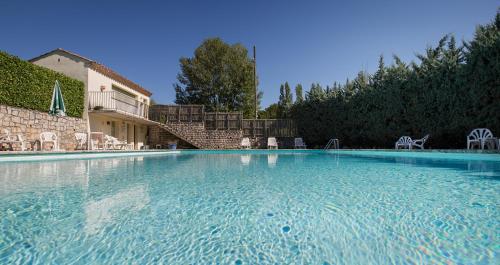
[253,45,257,119]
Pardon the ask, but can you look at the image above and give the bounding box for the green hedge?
[290,13,500,149]
[0,51,85,118]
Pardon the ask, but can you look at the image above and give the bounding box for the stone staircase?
[152,121,242,149]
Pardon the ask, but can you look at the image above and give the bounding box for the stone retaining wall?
[148,121,297,149]
[0,105,87,151]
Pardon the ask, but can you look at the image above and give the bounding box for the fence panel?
[242,119,297,137]
[149,105,297,137]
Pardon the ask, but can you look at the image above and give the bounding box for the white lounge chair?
[267,137,278,149]
[294,138,307,149]
[395,136,412,150]
[105,135,128,150]
[467,128,494,150]
[0,130,26,151]
[411,134,429,149]
[241,137,251,149]
[40,132,58,151]
[75,132,88,150]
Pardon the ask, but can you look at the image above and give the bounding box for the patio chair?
[104,135,128,150]
[75,132,88,150]
[411,134,430,149]
[241,137,251,149]
[467,128,494,150]
[395,136,413,150]
[90,132,105,150]
[0,130,26,151]
[0,129,9,141]
[267,137,278,149]
[40,132,58,151]
[294,138,307,149]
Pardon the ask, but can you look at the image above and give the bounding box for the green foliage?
[277,82,294,117]
[295,84,304,103]
[0,51,84,117]
[259,103,280,119]
[290,13,500,148]
[174,38,260,118]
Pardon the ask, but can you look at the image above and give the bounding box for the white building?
[30,48,154,150]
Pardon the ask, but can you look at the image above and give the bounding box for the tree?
[277,82,293,118]
[295,84,304,103]
[259,103,280,119]
[284,82,293,109]
[174,38,259,117]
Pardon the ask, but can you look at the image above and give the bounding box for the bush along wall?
[290,13,500,149]
[0,51,85,118]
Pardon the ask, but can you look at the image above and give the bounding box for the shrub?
[0,51,85,117]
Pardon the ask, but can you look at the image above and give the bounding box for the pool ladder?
[324,138,339,150]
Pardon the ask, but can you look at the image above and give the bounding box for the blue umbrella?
[49,80,66,116]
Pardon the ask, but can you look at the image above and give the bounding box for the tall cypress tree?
[284,82,293,109]
[295,84,304,103]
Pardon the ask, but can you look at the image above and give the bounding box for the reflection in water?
[240,154,251,165]
[84,185,150,235]
[268,154,278,167]
[0,160,89,194]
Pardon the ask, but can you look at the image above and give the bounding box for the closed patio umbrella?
[48,80,66,151]
[49,80,66,116]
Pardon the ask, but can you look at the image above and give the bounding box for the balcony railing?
[89,91,149,119]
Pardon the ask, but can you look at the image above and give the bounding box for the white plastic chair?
[294,138,307,149]
[467,128,494,150]
[0,130,26,151]
[241,137,251,149]
[75,133,88,150]
[267,137,278,149]
[0,129,9,141]
[40,132,58,151]
[395,136,412,150]
[412,134,430,149]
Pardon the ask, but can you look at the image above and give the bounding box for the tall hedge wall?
[0,51,85,118]
[290,13,500,149]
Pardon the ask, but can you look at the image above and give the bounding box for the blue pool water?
[0,150,499,264]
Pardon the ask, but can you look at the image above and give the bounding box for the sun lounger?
[411,134,429,149]
[104,135,128,150]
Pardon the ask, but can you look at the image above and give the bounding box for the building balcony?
[88,91,149,120]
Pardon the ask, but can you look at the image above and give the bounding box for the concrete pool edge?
[0,149,499,162]
[0,150,181,162]
[326,149,500,162]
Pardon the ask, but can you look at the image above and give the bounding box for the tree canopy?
[174,38,260,117]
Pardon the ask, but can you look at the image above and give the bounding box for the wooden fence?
[149,104,297,137]
[149,105,204,122]
[242,119,297,137]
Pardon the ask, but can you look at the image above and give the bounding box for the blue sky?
[0,0,498,107]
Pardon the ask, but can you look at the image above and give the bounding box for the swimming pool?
[0,150,498,264]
